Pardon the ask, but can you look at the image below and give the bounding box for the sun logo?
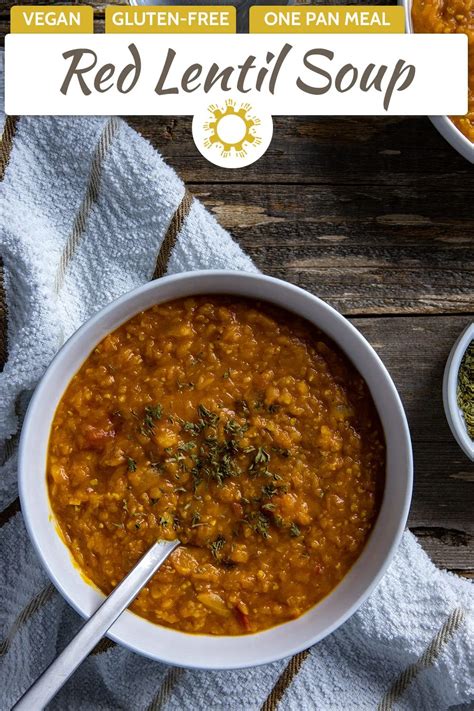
[203,99,262,159]
[193,97,273,168]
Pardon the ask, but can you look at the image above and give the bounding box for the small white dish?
[19,271,413,669]
[443,322,474,461]
[399,0,474,164]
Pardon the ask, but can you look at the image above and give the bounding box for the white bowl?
[443,322,474,461]
[400,0,474,164]
[19,271,413,669]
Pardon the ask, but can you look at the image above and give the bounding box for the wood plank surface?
[0,3,472,576]
[353,316,473,571]
[126,115,474,575]
[191,181,472,316]
[126,117,473,317]
[129,115,474,185]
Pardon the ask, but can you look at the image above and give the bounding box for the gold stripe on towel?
[147,667,185,711]
[0,497,20,529]
[0,118,19,370]
[0,260,7,372]
[90,638,116,656]
[378,607,466,711]
[54,117,120,293]
[152,190,193,279]
[0,116,19,182]
[261,649,311,711]
[0,583,56,657]
[1,130,191,668]
[1,435,19,465]
[62,185,192,667]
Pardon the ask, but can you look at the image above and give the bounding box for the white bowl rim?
[442,322,474,461]
[399,0,474,164]
[19,270,413,670]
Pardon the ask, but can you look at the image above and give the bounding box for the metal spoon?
[12,539,180,711]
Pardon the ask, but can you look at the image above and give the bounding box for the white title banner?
[5,33,468,116]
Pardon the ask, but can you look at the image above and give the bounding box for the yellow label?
[106,6,236,33]
[11,5,94,33]
[250,6,405,33]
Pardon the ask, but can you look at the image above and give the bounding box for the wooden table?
[1,2,473,578]
[126,114,474,578]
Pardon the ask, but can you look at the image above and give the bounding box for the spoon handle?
[13,539,180,711]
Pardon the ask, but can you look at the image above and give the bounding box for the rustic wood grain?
[0,2,472,575]
[0,260,7,372]
[186,182,473,316]
[344,316,474,572]
[351,316,472,442]
[127,116,474,185]
[127,115,474,575]
[122,116,474,318]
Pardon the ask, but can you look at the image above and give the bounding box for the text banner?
[249,6,405,33]
[4,34,468,116]
[105,6,236,33]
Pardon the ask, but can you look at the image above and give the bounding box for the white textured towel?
[1,87,473,711]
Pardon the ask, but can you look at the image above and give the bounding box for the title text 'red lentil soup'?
[412,0,474,142]
[48,296,385,635]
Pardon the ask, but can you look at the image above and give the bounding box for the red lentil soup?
[412,0,474,141]
[47,296,385,635]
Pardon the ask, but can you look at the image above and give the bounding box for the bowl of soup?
[400,0,474,163]
[19,271,412,668]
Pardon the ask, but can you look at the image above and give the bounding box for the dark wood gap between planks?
[348,311,474,319]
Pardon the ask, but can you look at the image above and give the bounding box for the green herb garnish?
[127,458,137,472]
[255,448,270,465]
[139,404,163,437]
[209,534,226,560]
[146,404,163,420]
[261,483,278,498]
[224,419,248,438]
[290,523,301,537]
[458,340,474,439]
[245,512,270,539]
[198,404,220,427]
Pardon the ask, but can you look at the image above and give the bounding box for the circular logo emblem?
[192,98,273,169]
